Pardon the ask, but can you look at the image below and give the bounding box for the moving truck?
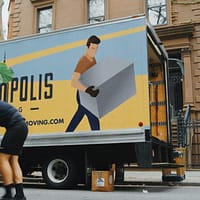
[0,15,185,188]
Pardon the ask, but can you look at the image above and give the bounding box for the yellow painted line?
[6,26,145,67]
[6,40,85,67]
[100,26,145,41]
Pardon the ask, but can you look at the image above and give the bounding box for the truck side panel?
[0,17,150,134]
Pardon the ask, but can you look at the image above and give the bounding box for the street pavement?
[0,170,200,200]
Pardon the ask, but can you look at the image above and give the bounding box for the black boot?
[13,184,26,200]
[0,184,13,200]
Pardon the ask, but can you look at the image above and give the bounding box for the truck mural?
[0,16,150,135]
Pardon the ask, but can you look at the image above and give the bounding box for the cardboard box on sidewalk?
[79,57,135,118]
[91,170,114,192]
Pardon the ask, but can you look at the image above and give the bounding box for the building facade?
[6,0,200,168]
[0,0,4,39]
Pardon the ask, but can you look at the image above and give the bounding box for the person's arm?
[71,72,99,97]
[71,72,87,91]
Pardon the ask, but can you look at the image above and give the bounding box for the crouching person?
[0,100,28,200]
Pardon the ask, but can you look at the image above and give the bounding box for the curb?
[115,181,200,188]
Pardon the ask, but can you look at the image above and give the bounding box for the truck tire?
[42,156,78,188]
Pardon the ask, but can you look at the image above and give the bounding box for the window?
[147,0,167,26]
[37,6,52,33]
[88,0,105,24]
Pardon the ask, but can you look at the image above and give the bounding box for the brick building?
[6,0,200,168]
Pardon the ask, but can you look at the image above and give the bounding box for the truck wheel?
[42,156,78,188]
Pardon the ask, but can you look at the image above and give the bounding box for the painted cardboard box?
[91,170,114,192]
[79,57,136,118]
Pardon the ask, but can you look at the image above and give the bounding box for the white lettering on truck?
[26,118,65,126]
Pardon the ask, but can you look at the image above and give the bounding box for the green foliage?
[0,62,14,83]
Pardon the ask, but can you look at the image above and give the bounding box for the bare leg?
[0,153,14,198]
[10,155,23,184]
[0,153,13,185]
[10,155,26,199]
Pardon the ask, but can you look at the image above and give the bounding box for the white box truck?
[0,15,185,188]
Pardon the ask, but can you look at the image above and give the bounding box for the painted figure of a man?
[65,35,101,132]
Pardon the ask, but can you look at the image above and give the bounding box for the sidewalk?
[124,170,200,186]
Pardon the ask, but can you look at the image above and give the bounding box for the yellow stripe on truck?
[6,26,145,67]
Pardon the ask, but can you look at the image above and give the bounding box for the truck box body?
[0,16,168,142]
[0,16,176,188]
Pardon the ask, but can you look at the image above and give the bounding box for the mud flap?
[135,142,152,167]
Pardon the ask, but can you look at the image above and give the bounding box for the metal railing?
[176,104,200,168]
[177,104,191,147]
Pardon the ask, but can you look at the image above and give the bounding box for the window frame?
[146,0,168,26]
[87,0,105,24]
[36,6,53,33]
[32,0,55,34]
